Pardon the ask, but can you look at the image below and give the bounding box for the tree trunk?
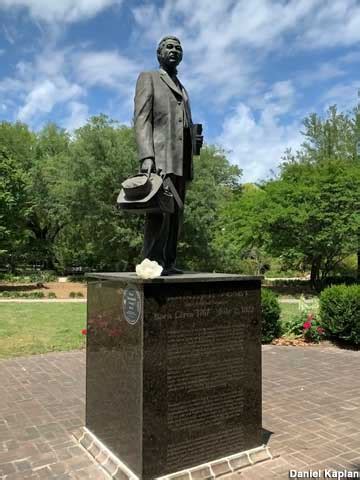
[310,255,322,289]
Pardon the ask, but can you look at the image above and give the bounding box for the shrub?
[69,291,84,298]
[0,291,20,298]
[323,276,358,287]
[282,312,304,338]
[282,311,325,343]
[32,271,57,283]
[47,292,57,299]
[28,291,45,298]
[261,289,281,343]
[265,278,309,287]
[68,275,86,283]
[0,291,45,298]
[0,271,57,283]
[320,284,360,345]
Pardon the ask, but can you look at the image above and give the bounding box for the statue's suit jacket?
[134,68,194,180]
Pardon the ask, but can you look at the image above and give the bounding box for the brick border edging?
[73,427,274,480]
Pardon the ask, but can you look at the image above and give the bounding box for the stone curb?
[0,298,86,302]
[74,427,274,480]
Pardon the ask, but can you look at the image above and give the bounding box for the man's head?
[157,35,183,71]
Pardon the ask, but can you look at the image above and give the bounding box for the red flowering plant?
[282,311,326,343]
[302,312,325,343]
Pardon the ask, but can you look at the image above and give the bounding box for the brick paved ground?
[0,345,359,479]
[0,351,106,479]
[240,345,360,479]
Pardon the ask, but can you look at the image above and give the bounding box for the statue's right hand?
[140,158,155,173]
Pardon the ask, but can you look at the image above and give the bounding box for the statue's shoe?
[165,266,184,275]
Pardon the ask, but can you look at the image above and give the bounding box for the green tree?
[0,148,30,270]
[179,146,242,271]
[0,121,71,270]
[0,122,35,270]
[301,107,355,162]
[54,116,143,271]
[215,107,360,284]
[300,105,360,280]
[353,104,360,278]
[213,184,270,274]
[264,158,360,285]
[25,124,71,268]
[0,121,35,169]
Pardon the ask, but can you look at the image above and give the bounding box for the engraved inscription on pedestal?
[143,281,262,477]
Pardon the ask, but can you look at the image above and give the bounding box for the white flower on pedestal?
[135,258,163,279]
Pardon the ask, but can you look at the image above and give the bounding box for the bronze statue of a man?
[134,35,202,275]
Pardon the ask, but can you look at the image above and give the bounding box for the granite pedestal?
[83,273,266,479]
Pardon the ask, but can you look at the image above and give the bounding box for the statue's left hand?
[140,158,155,173]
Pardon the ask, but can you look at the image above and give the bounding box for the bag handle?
[163,177,184,210]
[143,166,183,210]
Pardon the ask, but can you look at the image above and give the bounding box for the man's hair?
[157,35,182,64]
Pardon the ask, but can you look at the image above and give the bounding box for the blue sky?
[1,0,360,182]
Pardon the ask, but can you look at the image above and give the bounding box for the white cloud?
[0,46,84,123]
[133,0,318,50]
[17,78,83,122]
[0,0,123,23]
[298,0,360,48]
[339,51,360,64]
[62,101,89,131]
[132,0,360,104]
[35,50,66,76]
[217,81,302,182]
[322,81,360,112]
[131,0,322,104]
[2,24,17,44]
[0,40,140,127]
[0,76,24,94]
[2,0,360,178]
[297,62,346,87]
[130,0,360,182]
[74,51,139,89]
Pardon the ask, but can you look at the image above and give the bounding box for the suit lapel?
[178,82,192,126]
[159,69,183,97]
[178,80,188,102]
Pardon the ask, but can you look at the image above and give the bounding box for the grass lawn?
[0,303,86,359]
[279,297,319,319]
[279,302,299,322]
[0,297,318,359]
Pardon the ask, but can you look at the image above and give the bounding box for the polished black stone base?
[86,273,263,480]
[74,427,273,480]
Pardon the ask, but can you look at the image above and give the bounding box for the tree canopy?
[214,106,360,284]
[1,105,359,283]
[0,117,241,273]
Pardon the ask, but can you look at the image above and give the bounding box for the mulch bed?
[271,337,360,350]
[0,281,87,299]
[271,337,318,347]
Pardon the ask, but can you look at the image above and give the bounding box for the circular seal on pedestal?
[123,284,142,325]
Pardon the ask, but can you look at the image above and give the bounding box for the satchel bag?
[117,169,183,215]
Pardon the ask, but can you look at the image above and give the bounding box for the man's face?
[159,39,183,69]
